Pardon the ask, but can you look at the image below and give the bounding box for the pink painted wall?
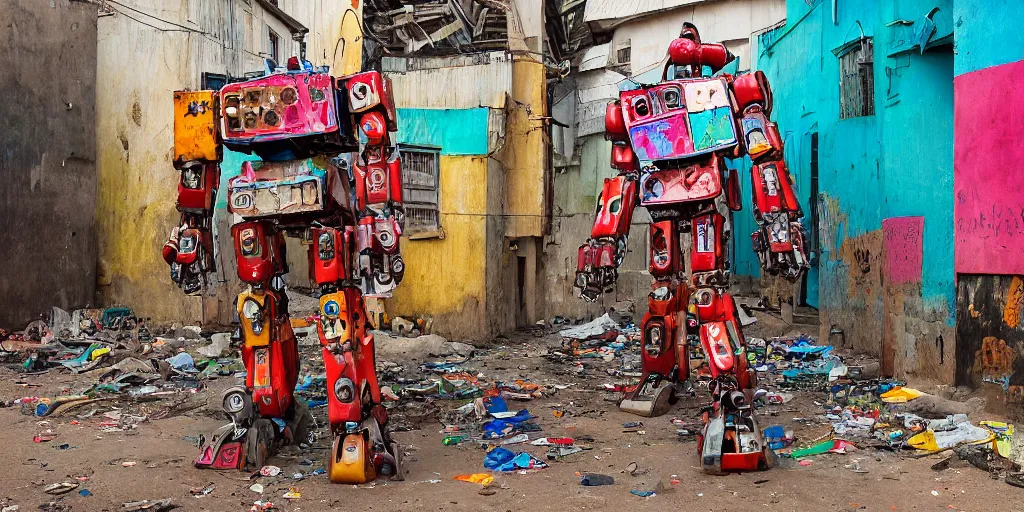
[954,59,1024,275]
[883,216,924,285]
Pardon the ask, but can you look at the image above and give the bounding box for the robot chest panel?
[619,77,738,163]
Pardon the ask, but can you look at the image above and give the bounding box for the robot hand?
[575,238,627,302]
[751,217,809,281]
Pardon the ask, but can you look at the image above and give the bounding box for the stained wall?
[0,1,98,329]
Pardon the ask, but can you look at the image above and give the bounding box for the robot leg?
[694,289,773,474]
[196,223,311,471]
[318,286,403,483]
[620,221,689,417]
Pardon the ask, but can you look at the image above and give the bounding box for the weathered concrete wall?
[383,53,521,340]
[0,1,98,329]
[957,274,1024,419]
[503,58,549,238]
[755,0,956,382]
[607,0,786,75]
[543,134,650,322]
[953,0,1024,275]
[95,0,346,325]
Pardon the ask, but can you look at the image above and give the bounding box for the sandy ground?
[0,311,1020,512]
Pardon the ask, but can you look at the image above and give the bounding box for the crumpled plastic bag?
[907,418,993,452]
[881,386,924,403]
[483,447,548,472]
[453,473,494,485]
[559,314,619,340]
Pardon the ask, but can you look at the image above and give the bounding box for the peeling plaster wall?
[94,0,346,325]
[0,1,98,329]
[755,0,955,381]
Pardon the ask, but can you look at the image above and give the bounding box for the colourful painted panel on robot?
[219,72,338,145]
[228,158,333,218]
[172,90,220,167]
[627,118,694,161]
[639,160,723,206]
[684,79,736,152]
[622,78,737,163]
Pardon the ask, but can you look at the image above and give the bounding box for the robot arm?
[163,91,222,295]
[733,72,809,280]
[574,103,640,301]
[344,71,406,297]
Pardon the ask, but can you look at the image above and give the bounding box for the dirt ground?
[0,308,1020,512]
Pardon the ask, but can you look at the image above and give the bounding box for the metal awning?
[253,0,308,36]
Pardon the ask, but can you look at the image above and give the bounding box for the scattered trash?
[880,386,923,404]
[122,498,174,511]
[907,416,992,452]
[249,483,265,494]
[260,465,282,477]
[453,473,495,485]
[282,488,300,500]
[630,489,656,498]
[189,483,215,497]
[580,473,614,486]
[79,489,93,497]
[43,482,78,495]
[248,501,275,512]
[483,447,548,472]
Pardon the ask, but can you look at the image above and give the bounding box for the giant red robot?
[575,24,808,473]
[161,52,404,483]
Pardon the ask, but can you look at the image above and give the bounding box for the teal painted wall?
[396,108,490,156]
[953,0,1024,76]
[753,0,956,363]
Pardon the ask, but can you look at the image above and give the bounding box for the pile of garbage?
[744,333,1023,488]
[545,313,641,385]
[0,306,241,426]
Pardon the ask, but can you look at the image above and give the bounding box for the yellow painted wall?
[386,155,490,337]
[503,58,548,238]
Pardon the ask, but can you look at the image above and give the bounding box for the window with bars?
[616,41,631,66]
[399,145,441,234]
[268,28,281,64]
[839,38,874,119]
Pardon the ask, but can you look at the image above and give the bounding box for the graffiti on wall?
[974,336,1015,388]
[882,216,924,285]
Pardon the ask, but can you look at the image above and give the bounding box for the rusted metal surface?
[957,274,1024,418]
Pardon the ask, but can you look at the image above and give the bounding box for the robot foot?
[194,418,274,471]
[698,407,774,474]
[619,380,676,417]
[328,417,404,484]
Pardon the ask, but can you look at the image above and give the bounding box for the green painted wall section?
[396,108,490,156]
[953,0,1024,76]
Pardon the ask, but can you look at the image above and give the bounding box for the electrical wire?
[105,0,208,34]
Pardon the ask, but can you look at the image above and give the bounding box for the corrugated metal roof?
[384,51,513,109]
[583,0,708,29]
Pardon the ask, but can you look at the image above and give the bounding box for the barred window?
[399,144,441,234]
[839,38,874,119]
